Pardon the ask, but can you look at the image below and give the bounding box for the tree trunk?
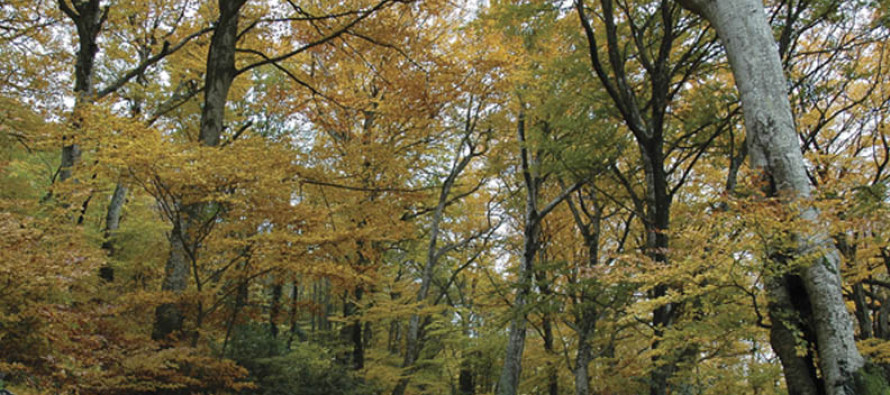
[542,312,558,395]
[567,199,601,395]
[340,287,365,370]
[766,275,821,395]
[393,128,479,395]
[57,0,104,183]
[459,357,475,395]
[677,1,868,394]
[270,282,282,338]
[496,112,538,395]
[99,182,127,281]
[153,0,245,341]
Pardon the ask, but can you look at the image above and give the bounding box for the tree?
[152,0,248,341]
[676,1,882,394]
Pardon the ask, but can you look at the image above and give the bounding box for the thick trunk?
[766,275,822,395]
[678,1,866,394]
[152,210,191,340]
[153,0,245,341]
[58,0,104,183]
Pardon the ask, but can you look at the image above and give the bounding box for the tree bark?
[153,0,246,341]
[677,1,867,394]
[566,191,601,395]
[496,113,577,395]
[573,2,692,392]
[496,111,538,395]
[392,126,480,395]
[57,0,105,183]
[99,182,127,281]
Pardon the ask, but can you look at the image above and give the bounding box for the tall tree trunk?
[542,312,558,395]
[642,146,674,395]
[573,2,691,391]
[677,1,870,394]
[497,113,577,395]
[496,111,538,395]
[57,0,105,183]
[393,126,480,395]
[535,266,558,395]
[459,356,475,395]
[153,0,246,341]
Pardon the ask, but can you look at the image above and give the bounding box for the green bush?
[225,324,378,395]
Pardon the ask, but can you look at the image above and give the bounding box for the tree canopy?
[1,0,888,394]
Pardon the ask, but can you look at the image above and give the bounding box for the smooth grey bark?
[99,182,127,281]
[104,183,126,237]
[677,1,866,394]
[153,0,246,341]
[392,130,481,395]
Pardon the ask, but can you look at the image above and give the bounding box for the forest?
[0,0,888,394]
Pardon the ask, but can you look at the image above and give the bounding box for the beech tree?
[677,0,882,394]
[2,0,889,394]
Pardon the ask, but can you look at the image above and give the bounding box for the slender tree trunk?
[393,128,479,395]
[497,112,538,395]
[340,287,365,370]
[573,2,688,391]
[287,282,302,349]
[497,113,577,395]
[99,182,127,281]
[566,195,601,395]
[542,312,558,395]
[677,1,869,394]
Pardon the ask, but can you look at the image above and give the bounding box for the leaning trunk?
[677,1,867,393]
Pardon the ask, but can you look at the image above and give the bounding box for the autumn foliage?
[0,0,888,394]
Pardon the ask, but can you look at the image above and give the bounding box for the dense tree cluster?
[0,0,888,394]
